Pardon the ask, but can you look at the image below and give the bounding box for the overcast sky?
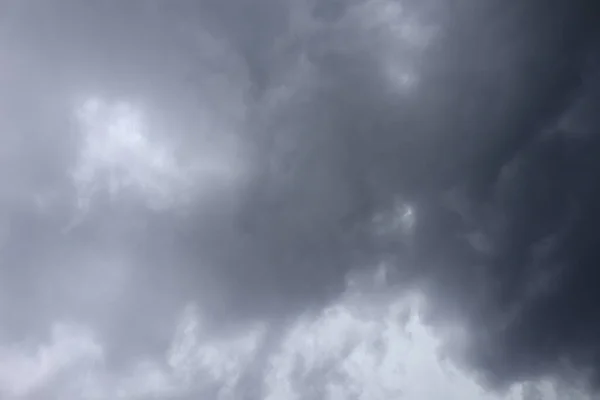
[2,1,600,399]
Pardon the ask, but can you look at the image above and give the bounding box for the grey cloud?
[3,0,600,398]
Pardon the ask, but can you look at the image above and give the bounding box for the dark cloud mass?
[3,0,600,398]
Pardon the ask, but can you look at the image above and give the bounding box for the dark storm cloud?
[408,3,600,393]
[4,0,600,397]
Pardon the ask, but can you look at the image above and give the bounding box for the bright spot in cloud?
[71,97,246,216]
[72,97,192,211]
[356,0,436,91]
[166,304,266,395]
[372,198,416,239]
[0,324,103,399]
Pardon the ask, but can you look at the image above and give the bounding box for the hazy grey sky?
[2,1,600,399]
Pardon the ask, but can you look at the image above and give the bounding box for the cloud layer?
[2,0,600,398]
[0,274,593,400]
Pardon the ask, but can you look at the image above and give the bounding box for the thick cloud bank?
[2,0,600,398]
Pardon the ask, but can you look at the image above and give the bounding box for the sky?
[1,0,600,399]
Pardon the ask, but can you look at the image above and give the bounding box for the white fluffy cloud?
[70,96,248,218]
[0,268,590,400]
[72,98,186,210]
